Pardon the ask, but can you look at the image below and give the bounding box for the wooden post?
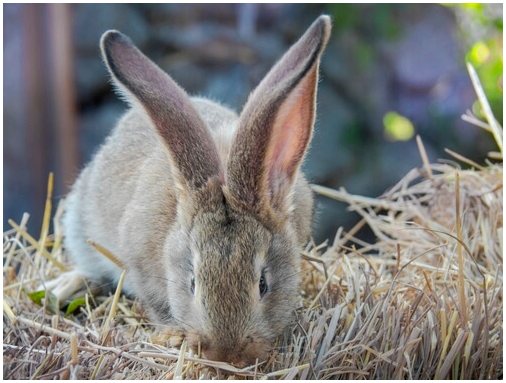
[47,3,80,192]
[4,3,79,232]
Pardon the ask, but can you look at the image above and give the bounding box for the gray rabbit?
[47,15,331,364]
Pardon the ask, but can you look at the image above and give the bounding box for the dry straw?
[3,67,502,379]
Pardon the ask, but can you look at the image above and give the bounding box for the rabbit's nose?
[201,344,226,361]
[201,345,248,366]
[202,341,269,367]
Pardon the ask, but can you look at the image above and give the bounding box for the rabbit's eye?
[190,276,195,295]
[259,271,268,298]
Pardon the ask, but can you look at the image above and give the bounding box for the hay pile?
[3,67,503,379]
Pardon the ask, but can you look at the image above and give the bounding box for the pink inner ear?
[266,68,317,198]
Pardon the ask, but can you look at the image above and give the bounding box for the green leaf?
[27,290,46,305]
[65,296,86,316]
[27,290,59,314]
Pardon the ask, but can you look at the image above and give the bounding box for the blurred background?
[3,3,503,243]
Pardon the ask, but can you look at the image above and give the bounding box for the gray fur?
[62,15,331,364]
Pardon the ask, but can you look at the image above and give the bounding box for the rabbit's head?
[100,15,331,364]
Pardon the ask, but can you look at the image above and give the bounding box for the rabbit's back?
[63,98,239,287]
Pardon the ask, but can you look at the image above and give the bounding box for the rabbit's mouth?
[187,332,271,367]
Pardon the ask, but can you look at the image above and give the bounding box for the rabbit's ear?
[100,30,222,190]
[226,16,331,229]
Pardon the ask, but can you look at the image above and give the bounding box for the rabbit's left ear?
[100,30,223,191]
[226,15,331,229]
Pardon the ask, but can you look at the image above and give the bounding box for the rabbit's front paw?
[37,270,86,306]
[151,326,185,348]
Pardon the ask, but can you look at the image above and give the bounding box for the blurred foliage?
[457,3,502,30]
[383,111,415,141]
[325,4,403,71]
[326,4,402,39]
[326,3,503,122]
[468,37,503,121]
[445,3,503,121]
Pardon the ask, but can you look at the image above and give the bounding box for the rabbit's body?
[64,100,237,289]
[64,99,313,320]
[58,16,331,364]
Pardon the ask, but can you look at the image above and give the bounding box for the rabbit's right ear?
[226,16,331,230]
[100,31,222,191]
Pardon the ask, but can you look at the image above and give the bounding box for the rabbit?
[55,15,331,365]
